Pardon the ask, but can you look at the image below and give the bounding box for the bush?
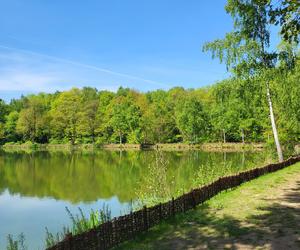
[49,138,63,145]
[127,130,141,144]
[95,136,108,146]
[23,141,33,146]
[3,142,16,146]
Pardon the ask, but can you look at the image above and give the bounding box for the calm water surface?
[0,149,271,249]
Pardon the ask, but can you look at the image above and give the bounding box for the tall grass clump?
[135,150,173,207]
[45,205,111,248]
[6,233,27,250]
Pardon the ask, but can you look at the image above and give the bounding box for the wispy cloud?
[0,71,58,92]
[0,45,169,94]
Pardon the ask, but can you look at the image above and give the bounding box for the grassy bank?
[154,142,264,152]
[1,142,264,152]
[1,142,96,151]
[116,162,300,249]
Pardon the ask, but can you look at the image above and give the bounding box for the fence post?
[192,190,196,208]
[172,197,175,215]
[107,220,112,249]
[143,206,148,231]
[159,203,162,221]
[65,233,72,250]
[130,211,134,237]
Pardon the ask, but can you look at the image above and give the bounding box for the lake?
[0,149,271,249]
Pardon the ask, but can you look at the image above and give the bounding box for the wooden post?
[130,211,134,238]
[143,206,148,231]
[192,190,197,208]
[108,221,112,248]
[65,233,72,250]
[172,197,175,216]
[159,203,162,221]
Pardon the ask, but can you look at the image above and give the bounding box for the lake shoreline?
[0,145,270,249]
[1,142,265,152]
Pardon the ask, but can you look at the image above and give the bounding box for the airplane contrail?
[0,44,169,88]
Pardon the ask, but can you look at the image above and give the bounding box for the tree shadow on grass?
[116,180,300,250]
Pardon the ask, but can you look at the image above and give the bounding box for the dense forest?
[0,58,299,147]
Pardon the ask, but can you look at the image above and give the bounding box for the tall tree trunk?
[267,84,283,162]
[222,129,226,143]
[241,129,245,144]
[91,129,95,144]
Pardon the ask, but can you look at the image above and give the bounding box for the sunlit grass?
[116,162,300,249]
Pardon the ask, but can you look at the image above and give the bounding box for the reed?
[6,233,27,250]
[45,205,111,248]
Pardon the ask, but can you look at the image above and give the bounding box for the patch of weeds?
[6,233,27,250]
[45,205,111,248]
[213,202,224,210]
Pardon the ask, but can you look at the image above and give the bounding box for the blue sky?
[1,0,234,102]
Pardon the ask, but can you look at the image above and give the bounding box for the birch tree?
[203,0,298,161]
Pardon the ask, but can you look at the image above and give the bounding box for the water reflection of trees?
[0,150,271,204]
[135,150,174,207]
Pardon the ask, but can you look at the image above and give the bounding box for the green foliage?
[271,63,300,145]
[203,0,299,159]
[0,3,298,150]
[2,59,300,149]
[5,111,19,142]
[269,0,300,43]
[0,40,300,151]
[204,0,298,79]
[77,99,100,143]
[0,99,8,123]
[203,0,281,76]
[210,77,267,142]
[15,94,51,143]
[50,88,82,144]
[142,90,177,143]
[175,94,210,143]
[108,94,141,144]
[0,122,5,143]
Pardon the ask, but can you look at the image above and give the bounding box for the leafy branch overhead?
[203,0,299,77]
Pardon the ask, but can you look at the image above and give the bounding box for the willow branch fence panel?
[47,155,300,250]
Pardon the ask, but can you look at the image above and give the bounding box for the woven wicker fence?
[47,155,300,250]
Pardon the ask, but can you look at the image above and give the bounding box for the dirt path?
[117,163,300,250]
[232,175,300,250]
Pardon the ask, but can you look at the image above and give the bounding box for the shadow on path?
[118,178,300,249]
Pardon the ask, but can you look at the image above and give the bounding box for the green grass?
[115,162,300,250]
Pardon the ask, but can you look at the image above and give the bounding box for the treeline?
[0,60,299,146]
